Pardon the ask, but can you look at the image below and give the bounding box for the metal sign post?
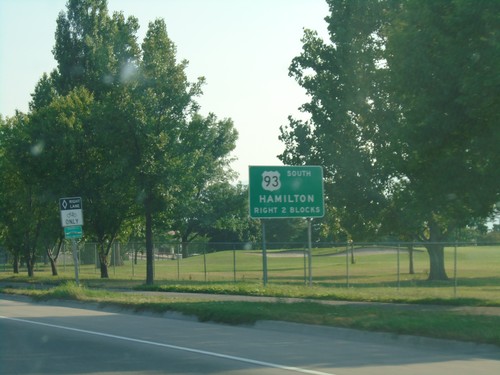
[307,218,313,287]
[249,166,324,286]
[71,239,79,285]
[262,220,268,286]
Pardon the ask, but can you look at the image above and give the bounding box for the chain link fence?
[1,241,499,295]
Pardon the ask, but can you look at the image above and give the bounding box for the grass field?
[2,245,499,305]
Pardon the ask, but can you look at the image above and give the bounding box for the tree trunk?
[47,241,63,276]
[425,218,449,281]
[26,256,35,277]
[181,240,189,258]
[426,243,448,281]
[145,197,154,285]
[49,257,58,276]
[350,243,355,264]
[408,244,415,275]
[12,254,20,274]
[99,253,109,278]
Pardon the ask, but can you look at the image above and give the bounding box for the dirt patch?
[247,247,425,258]
[329,247,425,257]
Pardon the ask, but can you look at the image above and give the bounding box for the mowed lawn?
[2,245,499,305]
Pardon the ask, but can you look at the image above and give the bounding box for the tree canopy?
[0,0,239,282]
[280,0,500,280]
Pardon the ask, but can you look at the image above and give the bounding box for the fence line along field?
[1,243,499,304]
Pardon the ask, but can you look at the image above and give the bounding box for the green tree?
[0,115,23,273]
[0,113,50,276]
[81,90,139,277]
[30,73,59,112]
[262,219,309,246]
[1,0,239,283]
[53,0,140,98]
[29,84,140,278]
[189,182,259,248]
[279,0,388,241]
[280,0,499,281]
[168,114,238,256]
[384,0,500,280]
[130,18,206,284]
[27,88,95,276]
[50,0,142,277]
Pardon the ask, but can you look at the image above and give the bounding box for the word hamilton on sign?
[259,194,315,204]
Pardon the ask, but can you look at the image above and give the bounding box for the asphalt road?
[1,294,499,375]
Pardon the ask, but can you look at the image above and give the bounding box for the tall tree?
[53,0,108,95]
[173,181,258,251]
[204,183,260,245]
[279,0,388,241]
[1,1,239,283]
[85,90,140,277]
[169,113,238,256]
[29,73,59,112]
[280,0,499,281]
[384,0,500,279]
[0,113,49,276]
[50,0,142,277]
[53,0,137,98]
[0,115,23,273]
[130,18,205,284]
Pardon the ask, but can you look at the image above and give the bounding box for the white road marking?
[0,315,336,375]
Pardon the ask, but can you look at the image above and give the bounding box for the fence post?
[233,244,236,283]
[397,243,400,290]
[454,241,458,298]
[307,218,313,286]
[203,244,207,282]
[78,241,81,274]
[262,220,268,286]
[303,247,307,285]
[177,243,180,280]
[346,241,350,288]
[132,244,135,277]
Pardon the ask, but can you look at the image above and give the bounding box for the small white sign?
[60,197,84,227]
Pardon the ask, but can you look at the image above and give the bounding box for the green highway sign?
[64,225,83,239]
[249,165,324,219]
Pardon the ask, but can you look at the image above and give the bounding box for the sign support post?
[249,166,324,286]
[72,239,79,285]
[307,218,313,286]
[262,220,268,286]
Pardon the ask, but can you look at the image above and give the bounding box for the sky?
[0,0,330,182]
